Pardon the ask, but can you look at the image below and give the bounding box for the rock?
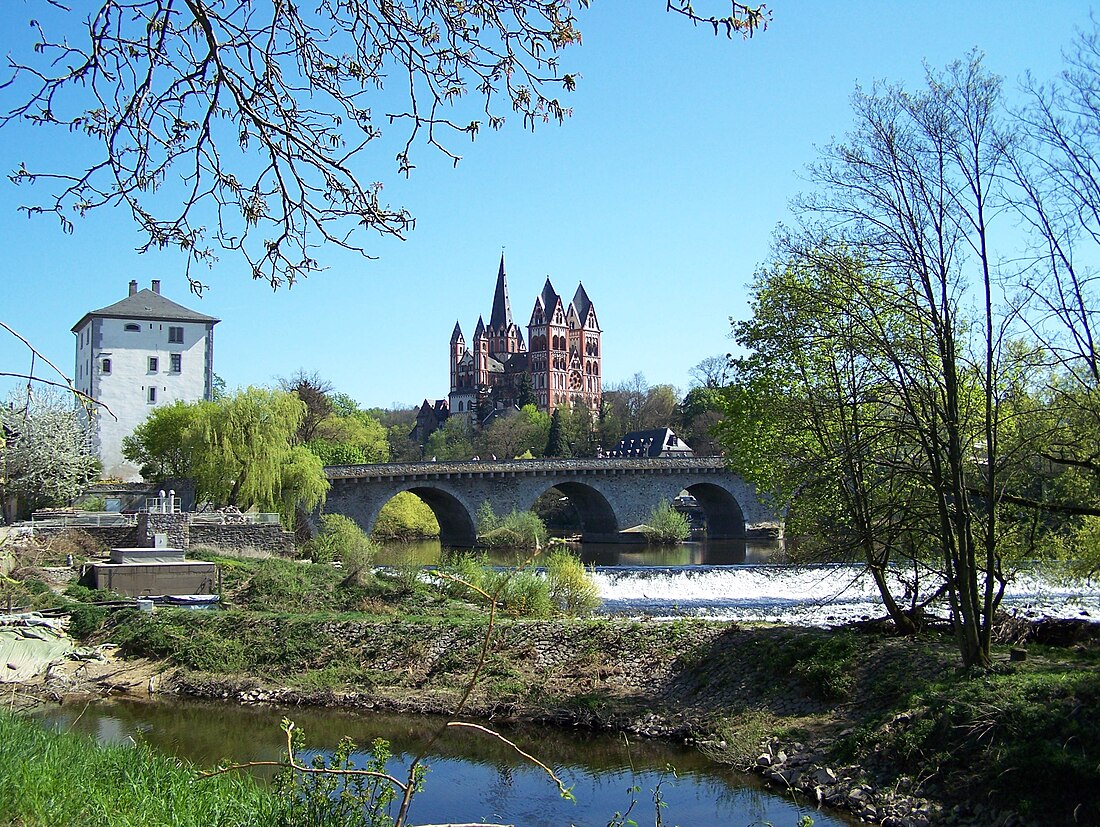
[812,767,837,785]
[756,753,773,767]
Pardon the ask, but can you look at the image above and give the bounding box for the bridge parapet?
[325,456,730,481]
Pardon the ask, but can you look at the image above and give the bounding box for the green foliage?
[544,408,572,457]
[477,508,548,549]
[372,492,440,540]
[439,554,552,618]
[272,719,405,827]
[0,712,281,826]
[76,495,106,512]
[755,630,860,702]
[306,438,368,465]
[67,603,107,639]
[123,400,203,479]
[424,417,474,460]
[125,388,329,525]
[475,501,500,535]
[545,546,601,616]
[859,665,1100,824]
[304,514,379,585]
[641,501,690,544]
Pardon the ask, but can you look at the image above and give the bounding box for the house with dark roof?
[607,428,694,458]
[72,280,219,480]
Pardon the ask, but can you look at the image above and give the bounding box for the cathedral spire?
[451,321,464,343]
[489,253,512,330]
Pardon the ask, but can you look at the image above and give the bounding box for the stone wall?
[32,525,141,549]
[33,516,293,555]
[189,523,294,554]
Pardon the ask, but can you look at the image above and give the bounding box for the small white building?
[72,280,219,480]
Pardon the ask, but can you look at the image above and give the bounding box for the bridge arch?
[394,486,477,547]
[681,481,747,539]
[526,482,619,537]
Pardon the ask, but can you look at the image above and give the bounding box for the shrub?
[640,500,690,544]
[478,509,548,549]
[67,603,108,639]
[545,546,601,616]
[438,554,552,618]
[304,514,379,585]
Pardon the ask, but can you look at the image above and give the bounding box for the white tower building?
[72,280,219,480]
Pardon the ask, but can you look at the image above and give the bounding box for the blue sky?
[0,2,1094,409]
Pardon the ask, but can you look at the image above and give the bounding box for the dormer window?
[124,323,140,332]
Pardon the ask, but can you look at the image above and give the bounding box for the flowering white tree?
[1,390,99,521]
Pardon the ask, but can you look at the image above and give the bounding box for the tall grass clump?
[304,513,380,585]
[476,502,548,549]
[0,712,280,827]
[640,500,690,544]
[439,553,552,618]
[545,545,601,616]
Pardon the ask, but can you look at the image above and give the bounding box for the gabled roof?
[489,253,513,330]
[609,428,694,458]
[72,288,219,332]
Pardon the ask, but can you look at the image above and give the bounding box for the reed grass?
[0,712,280,827]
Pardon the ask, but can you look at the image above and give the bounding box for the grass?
[0,712,280,827]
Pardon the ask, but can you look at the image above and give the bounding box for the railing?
[31,513,138,529]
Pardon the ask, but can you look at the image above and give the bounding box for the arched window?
[124,323,140,332]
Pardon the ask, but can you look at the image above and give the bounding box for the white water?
[592,564,1100,626]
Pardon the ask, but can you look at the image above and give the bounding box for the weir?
[322,457,781,545]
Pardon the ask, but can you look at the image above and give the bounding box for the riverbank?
[15,611,1100,827]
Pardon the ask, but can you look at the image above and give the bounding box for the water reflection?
[374,538,785,568]
[33,700,854,827]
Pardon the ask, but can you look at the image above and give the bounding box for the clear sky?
[0,2,1094,409]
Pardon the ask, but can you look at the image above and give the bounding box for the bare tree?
[794,55,1015,668]
[1,1,765,292]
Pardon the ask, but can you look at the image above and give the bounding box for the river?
[35,699,856,826]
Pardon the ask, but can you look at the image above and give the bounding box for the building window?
[170,353,182,373]
[101,358,111,374]
[125,323,140,332]
[148,386,157,403]
[148,356,159,372]
[168,326,184,343]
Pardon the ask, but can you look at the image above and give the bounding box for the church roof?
[540,278,560,314]
[571,282,600,331]
[489,253,513,329]
[473,316,486,339]
[73,285,219,332]
[451,321,464,343]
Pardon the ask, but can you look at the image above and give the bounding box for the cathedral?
[447,255,602,421]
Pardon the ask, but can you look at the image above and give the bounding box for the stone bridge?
[323,457,779,546]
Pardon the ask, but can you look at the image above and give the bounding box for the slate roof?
[609,428,694,458]
[489,254,513,329]
[72,288,219,332]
